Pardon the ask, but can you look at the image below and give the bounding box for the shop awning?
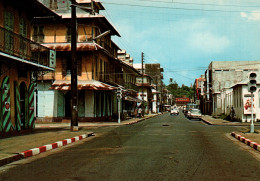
[49,80,117,91]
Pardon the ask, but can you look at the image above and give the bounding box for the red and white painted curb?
[231,132,260,152]
[0,132,93,167]
[20,133,93,158]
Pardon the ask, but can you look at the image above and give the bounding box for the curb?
[0,132,94,167]
[126,114,160,125]
[201,118,213,125]
[231,132,260,152]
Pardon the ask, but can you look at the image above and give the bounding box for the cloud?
[189,32,230,53]
[240,11,260,21]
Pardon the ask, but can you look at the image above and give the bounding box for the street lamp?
[117,88,122,124]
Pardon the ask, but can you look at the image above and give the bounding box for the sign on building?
[243,96,256,114]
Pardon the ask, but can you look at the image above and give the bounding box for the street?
[1,113,260,181]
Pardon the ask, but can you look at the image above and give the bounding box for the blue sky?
[100,0,260,86]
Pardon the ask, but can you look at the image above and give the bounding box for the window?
[19,18,27,56]
[95,56,98,79]
[66,26,71,43]
[100,59,103,80]
[4,10,14,52]
[66,26,78,43]
[32,26,44,43]
[62,53,71,76]
[49,0,58,10]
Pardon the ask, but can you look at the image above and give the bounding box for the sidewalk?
[0,113,159,167]
[202,115,260,152]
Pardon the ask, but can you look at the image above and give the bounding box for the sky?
[100,0,260,86]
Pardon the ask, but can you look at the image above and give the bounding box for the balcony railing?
[0,26,51,68]
[125,82,139,92]
[96,39,117,57]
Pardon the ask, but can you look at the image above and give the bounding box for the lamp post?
[117,88,122,124]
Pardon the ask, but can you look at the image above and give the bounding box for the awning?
[43,42,103,52]
[49,80,117,91]
[123,96,142,103]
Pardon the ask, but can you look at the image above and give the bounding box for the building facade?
[204,61,260,115]
[0,0,58,136]
[35,0,125,122]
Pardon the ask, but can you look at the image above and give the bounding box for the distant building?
[133,63,164,113]
[194,75,206,112]
[175,98,190,107]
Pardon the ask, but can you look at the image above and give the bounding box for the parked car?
[187,109,202,120]
[171,108,179,115]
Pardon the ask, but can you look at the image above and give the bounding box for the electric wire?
[102,2,260,14]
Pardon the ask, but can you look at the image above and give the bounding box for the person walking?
[138,107,142,118]
[230,106,235,121]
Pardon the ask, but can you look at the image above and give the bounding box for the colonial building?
[136,74,153,114]
[0,0,58,136]
[116,50,141,118]
[34,0,125,122]
[204,61,260,115]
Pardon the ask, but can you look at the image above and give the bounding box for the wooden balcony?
[96,39,118,58]
[0,26,53,69]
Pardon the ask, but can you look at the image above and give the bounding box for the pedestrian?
[230,106,235,121]
[134,107,138,118]
[138,107,142,118]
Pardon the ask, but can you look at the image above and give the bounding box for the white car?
[187,109,202,120]
[171,108,179,115]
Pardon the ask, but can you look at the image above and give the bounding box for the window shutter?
[77,54,82,76]
[62,58,67,76]
[38,26,44,43]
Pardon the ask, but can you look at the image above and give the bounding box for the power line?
[102,2,260,13]
[136,0,260,8]
[101,9,141,57]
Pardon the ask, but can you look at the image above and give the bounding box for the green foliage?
[167,81,194,99]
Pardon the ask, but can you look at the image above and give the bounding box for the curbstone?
[0,132,94,166]
[231,132,260,152]
[20,133,93,158]
[201,118,212,125]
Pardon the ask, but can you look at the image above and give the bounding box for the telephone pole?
[141,52,144,116]
[70,0,78,131]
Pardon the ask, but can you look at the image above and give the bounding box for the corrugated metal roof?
[43,42,103,51]
[49,80,117,91]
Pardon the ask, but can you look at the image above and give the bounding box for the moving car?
[170,106,179,115]
[187,109,202,120]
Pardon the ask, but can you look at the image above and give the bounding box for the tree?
[167,80,194,99]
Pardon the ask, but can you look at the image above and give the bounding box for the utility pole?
[70,0,78,131]
[141,52,144,116]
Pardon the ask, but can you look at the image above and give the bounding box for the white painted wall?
[38,91,55,117]
[85,90,94,117]
[233,85,260,122]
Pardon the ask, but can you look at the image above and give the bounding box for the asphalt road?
[1,113,260,181]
